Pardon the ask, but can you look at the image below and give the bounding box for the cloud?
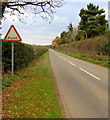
[53,15,69,23]
[2,1,108,45]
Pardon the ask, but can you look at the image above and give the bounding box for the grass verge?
[2,52,63,118]
[55,49,110,68]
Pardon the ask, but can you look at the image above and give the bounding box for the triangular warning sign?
[4,25,22,42]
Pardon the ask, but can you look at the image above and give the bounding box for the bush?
[2,42,34,72]
[32,45,48,58]
[2,77,12,90]
[98,41,110,56]
[2,77,18,90]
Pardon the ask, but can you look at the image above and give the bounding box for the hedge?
[2,42,34,72]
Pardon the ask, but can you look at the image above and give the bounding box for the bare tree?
[0,0,63,22]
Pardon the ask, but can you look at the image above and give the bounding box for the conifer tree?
[78,3,108,38]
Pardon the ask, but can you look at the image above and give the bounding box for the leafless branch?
[1,0,63,22]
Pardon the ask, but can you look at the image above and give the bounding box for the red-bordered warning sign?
[4,25,22,42]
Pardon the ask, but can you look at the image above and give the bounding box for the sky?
[1,0,109,45]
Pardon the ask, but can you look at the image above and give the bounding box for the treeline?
[2,41,48,73]
[52,3,109,48]
[52,23,77,47]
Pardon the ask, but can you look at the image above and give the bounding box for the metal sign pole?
[12,42,14,77]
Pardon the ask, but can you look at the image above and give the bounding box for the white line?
[80,68,100,80]
[63,58,67,61]
[68,61,76,66]
[60,56,63,58]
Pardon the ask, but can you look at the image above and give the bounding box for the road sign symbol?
[4,25,22,42]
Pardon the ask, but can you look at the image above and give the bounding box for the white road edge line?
[68,61,75,66]
[80,68,100,80]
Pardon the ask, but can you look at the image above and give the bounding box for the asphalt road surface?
[49,49,108,118]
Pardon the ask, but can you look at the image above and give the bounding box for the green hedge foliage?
[2,42,34,72]
[98,41,110,56]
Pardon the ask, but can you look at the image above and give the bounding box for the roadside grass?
[2,52,63,118]
[55,49,110,68]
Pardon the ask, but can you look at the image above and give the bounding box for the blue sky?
[2,0,109,45]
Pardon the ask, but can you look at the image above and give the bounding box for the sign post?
[12,42,14,77]
[4,25,22,77]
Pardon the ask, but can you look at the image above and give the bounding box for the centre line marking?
[80,68,100,80]
[68,61,75,66]
[63,58,67,61]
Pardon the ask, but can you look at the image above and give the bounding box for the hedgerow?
[2,42,34,72]
[2,42,48,90]
[55,36,109,57]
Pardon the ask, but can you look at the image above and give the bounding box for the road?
[49,49,108,118]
